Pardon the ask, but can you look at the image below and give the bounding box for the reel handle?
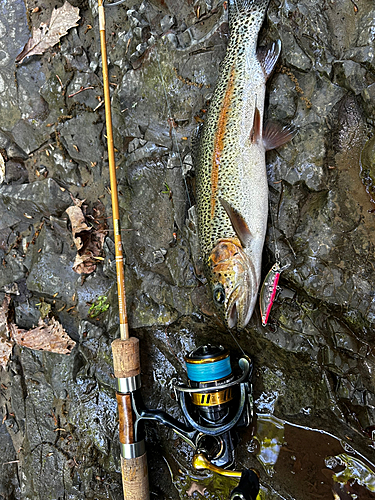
[193,454,259,500]
[193,452,241,478]
[230,468,260,500]
[193,453,260,500]
[112,337,149,500]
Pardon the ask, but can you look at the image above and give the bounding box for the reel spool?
[185,344,234,410]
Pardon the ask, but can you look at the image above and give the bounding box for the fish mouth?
[227,301,238,329]
[226,283,255,330]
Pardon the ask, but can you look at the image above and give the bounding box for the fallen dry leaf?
[0,296,13,370]
[0,295,11,327]
[66,205,91,251]
[16,1,80,64]
[72,253,97,274]
[0,337,13,371]
[66,200,108,274]
[0,152,5,185]
[0,295,75,370]
[11,318,75,355]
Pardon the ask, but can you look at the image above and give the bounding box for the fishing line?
[185,355,232,382]
[269,191,296,261]
[228,329,247,358]
[268,197,280,265]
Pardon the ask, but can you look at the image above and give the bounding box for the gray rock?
[0,252,26,288]
[65,72,102,109]
[26,252,79,300]
[11,119,46,155]
[280,31,312,72]
[160,14,176,32]
[0,0,29,130]
[361,82,375,118]
[59,113,103,167]
[0,178,71,218]
[333,60,369,95]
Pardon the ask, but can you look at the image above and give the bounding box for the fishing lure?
[259,262,288,326]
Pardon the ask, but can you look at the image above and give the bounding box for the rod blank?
[97,2,149,498]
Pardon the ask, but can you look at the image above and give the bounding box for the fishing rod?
[97,2,260,498]
[97,1,149,498]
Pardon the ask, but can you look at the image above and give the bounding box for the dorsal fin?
[263,122,296,151]
[257,40,281,80]
[219,198,252,248]
[250,107,261,144]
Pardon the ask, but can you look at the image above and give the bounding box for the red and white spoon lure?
[260,262,288,326]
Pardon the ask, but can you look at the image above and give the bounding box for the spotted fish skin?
[195,0,284,329]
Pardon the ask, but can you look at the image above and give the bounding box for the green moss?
[88,296,110,319]
[36,298,51,319]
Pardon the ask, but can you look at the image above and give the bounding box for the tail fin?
[228,0,270,35]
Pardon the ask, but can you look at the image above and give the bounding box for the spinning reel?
[123,344,259,499]
[175,344,252,468]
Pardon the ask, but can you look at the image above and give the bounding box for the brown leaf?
[0,295,11,329]
[0,296,75,369]
[66,205,91,251]
[0,152,5,185]
[69,193,85,208]
[0,296,15,370]
[16,1,80,64]
[11,318,75,355]
[72,253,97,274]
[66,200,108,275]
[0,337,13,371]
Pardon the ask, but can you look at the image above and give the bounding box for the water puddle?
[171,414,375,499]
[253,414,375,499]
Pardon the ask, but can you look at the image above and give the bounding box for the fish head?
[207,238,257,329]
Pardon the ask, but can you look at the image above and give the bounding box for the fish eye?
[213,284,225,305]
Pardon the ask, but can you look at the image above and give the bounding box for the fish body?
[195,0,291,329]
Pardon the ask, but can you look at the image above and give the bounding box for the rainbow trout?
[195,0,292,329]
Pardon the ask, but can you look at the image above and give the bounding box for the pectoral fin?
[257,40,281,80]
[219,198,252,248]
[263,122,296,151]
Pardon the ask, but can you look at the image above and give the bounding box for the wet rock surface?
[0,0,375,499]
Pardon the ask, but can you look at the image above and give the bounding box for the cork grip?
[121,453,149,500]
[112,337,141,378]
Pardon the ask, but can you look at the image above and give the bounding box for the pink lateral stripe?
[262,272,280,325]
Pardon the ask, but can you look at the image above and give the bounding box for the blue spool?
[185,346,232,382]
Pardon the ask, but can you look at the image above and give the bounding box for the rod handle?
[112,337,149,498]
[121,453,149,500]
[112,337,140,378]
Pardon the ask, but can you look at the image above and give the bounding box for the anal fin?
[250,107,261,144]
[257,40,281,80]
